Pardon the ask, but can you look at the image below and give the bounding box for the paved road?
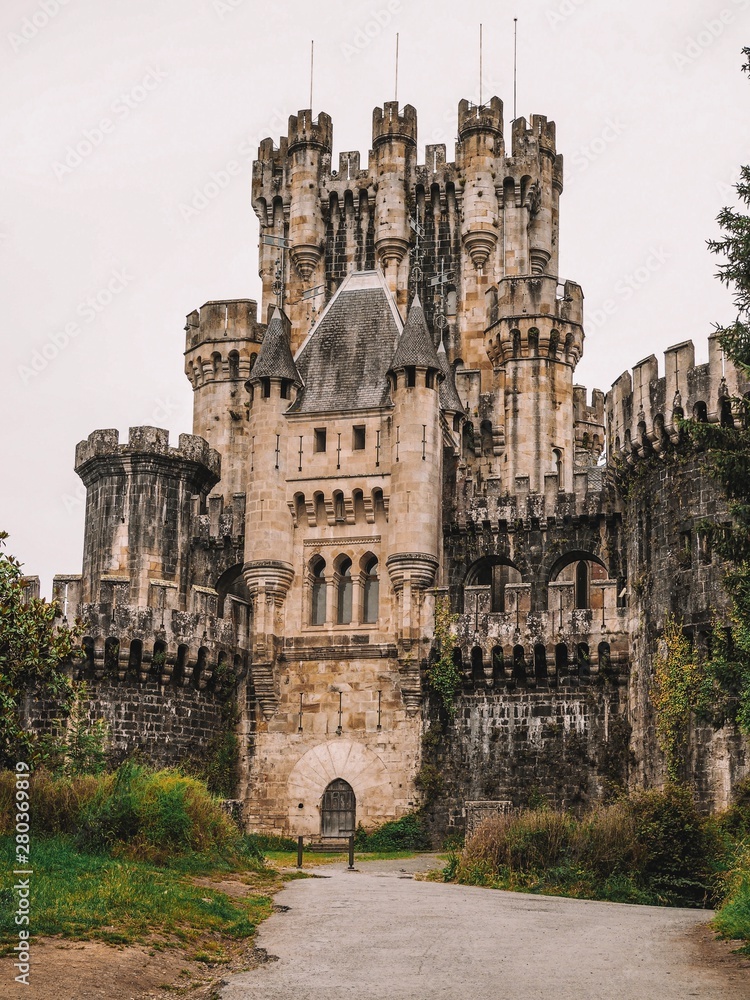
[222,856,749,1000]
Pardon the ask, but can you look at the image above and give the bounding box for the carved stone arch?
[286,739,394,836]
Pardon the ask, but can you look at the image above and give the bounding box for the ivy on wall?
[427,597,462,720]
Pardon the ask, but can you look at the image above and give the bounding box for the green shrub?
[628,785,709,904]
[354,813,431,852]
[454,789,714,907]
[77,762,239,863]
[714,843,750,949]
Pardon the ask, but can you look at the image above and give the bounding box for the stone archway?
[286,740,394,837]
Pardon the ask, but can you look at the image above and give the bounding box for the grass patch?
[0,835,272,956]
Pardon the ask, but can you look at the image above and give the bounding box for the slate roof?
[437,340,465,413]
[248,308,302,386]
[388,295,442,373]
[291,271,402,414]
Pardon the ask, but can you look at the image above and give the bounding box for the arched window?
[512,645,526,685]
[362,556,379,624]
[471,646,484,683]
[575,560,589,609]
[337,557,353,625]
[492,646,504,683]
[310,557,326,626]
[577,642,590,676]
[534,643,548,681]
[555,643,568,672]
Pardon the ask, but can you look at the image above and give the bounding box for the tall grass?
[453,787,713,907]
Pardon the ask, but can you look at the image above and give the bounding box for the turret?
[372,102,417,309]
[484,276,584,493]
[184,299,264,498]
[509,115,562,277]
[457,98,503,271]
[75,427,220,608]
[386,298,443,643]
[287,110,332,283]
[243,309,301,660]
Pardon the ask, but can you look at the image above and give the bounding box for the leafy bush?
[244,832,299,853]
[354,813,431,852]
[714,842,750,950]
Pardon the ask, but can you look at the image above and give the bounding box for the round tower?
[457,97,503,271]
[287,110,332,283]
[242,309,302,642]
[484,276,584,494]
[75,427,220,607]
[184,299,264,498]
[385,298,443,642]
[372,102,417,310]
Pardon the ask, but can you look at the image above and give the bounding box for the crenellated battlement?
[75,426,221,484]
[512,114,557,157]
[455,464,617,528]
[372,101,417,147]
[485,276,584,365]
[458,97,503,139]
[606,333,750,463]
[287,109,333,154]
[184,299,264,352]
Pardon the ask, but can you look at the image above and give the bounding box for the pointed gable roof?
[437,339,464,413]
[248,308,302,386]
[291,271,402,414]
[388,295,442,373]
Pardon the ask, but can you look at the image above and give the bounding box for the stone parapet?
[607,333,750,464]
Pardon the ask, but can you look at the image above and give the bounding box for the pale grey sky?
[1,0,748,594]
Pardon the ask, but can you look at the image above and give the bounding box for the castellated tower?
[184,298,264,499]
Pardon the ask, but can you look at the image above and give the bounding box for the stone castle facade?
[40,94,749,836]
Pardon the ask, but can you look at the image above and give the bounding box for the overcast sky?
[1,0,748,595]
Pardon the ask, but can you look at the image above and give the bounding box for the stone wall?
[624,451,750,809]
[420,685,630,840]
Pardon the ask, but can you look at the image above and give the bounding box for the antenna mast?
[310,40,314,110]
[479,23,483,106]
[513,18,518,120]
[395,32,399,102]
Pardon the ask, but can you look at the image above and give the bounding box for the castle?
[39,95,749,836]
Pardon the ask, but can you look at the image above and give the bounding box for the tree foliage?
[677,49,750,737]
[0,531,81,766]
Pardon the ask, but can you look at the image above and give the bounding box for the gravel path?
[221,856,750,1000]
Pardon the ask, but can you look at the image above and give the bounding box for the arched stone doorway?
[321,779,356,838]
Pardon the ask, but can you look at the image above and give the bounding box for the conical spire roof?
[248,308,302,386]
[437,338,464,413]
[388,295,442,373]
